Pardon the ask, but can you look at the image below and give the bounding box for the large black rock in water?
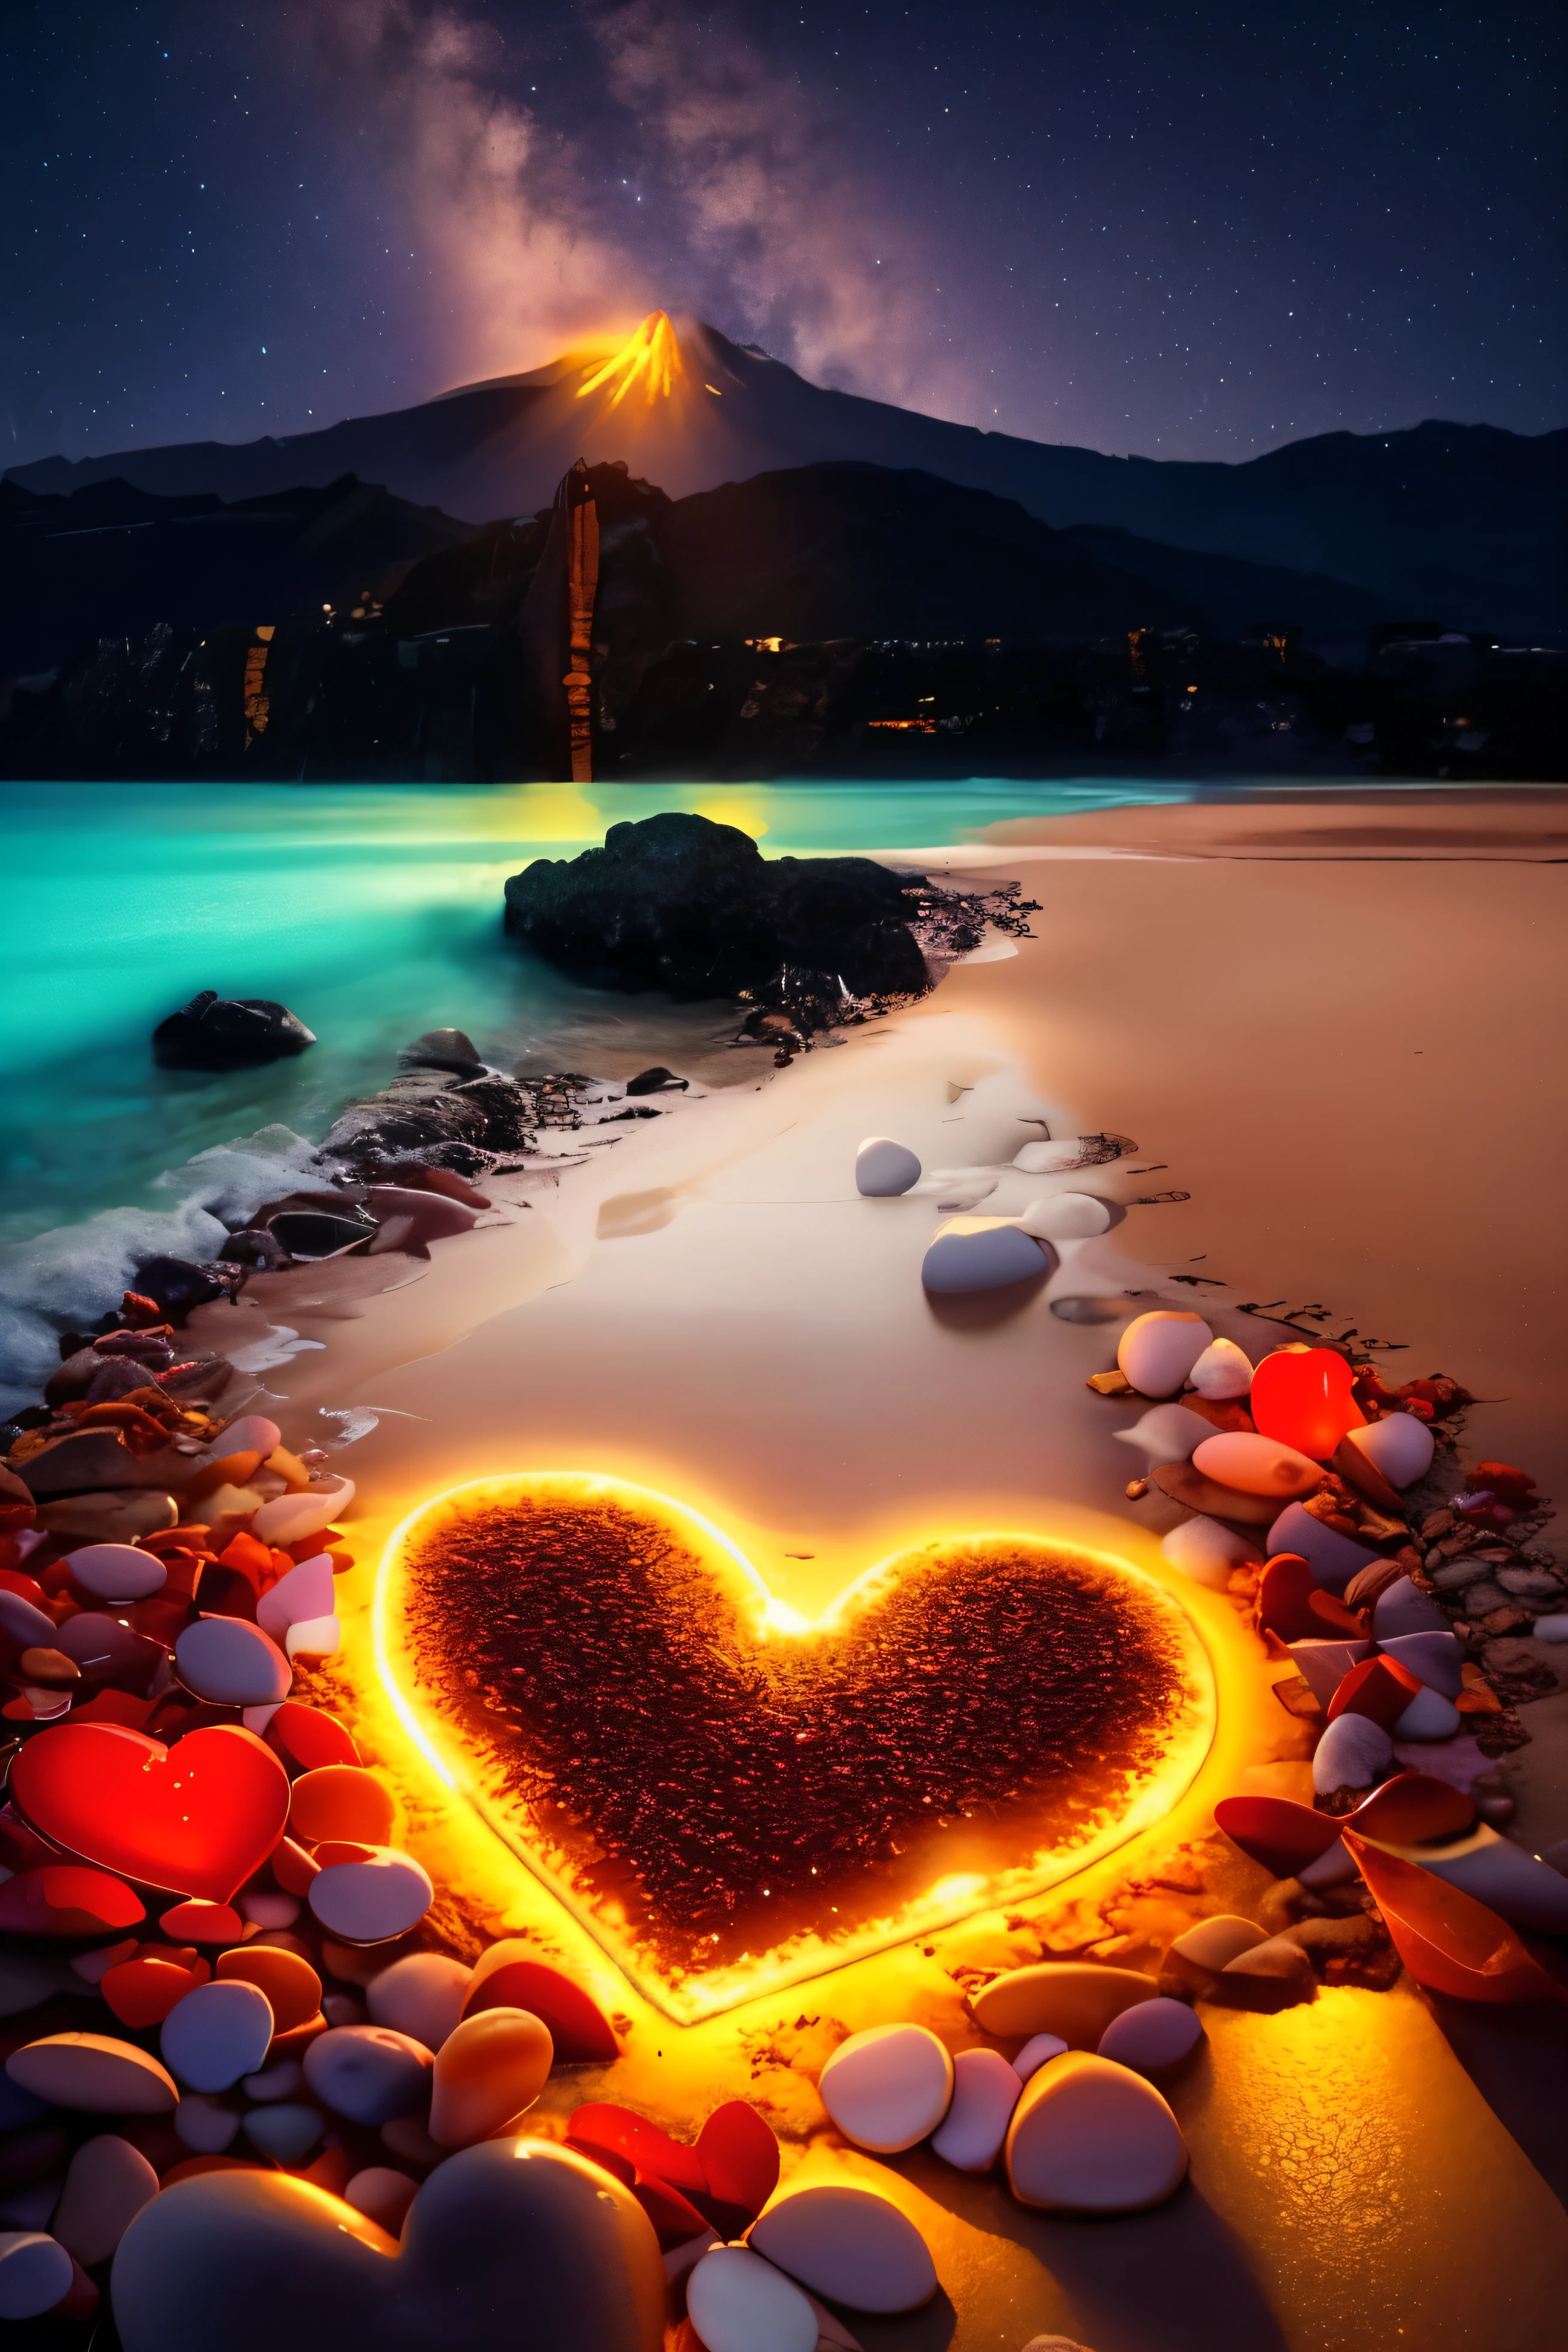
[153,991,316,1071]
[503,812,929,1001]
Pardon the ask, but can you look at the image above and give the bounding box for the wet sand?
[191,786,1568,2350]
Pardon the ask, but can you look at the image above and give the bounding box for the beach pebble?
[1418,1836,1568,1932]
[6,2034,177,2114]
[240,2059,304,2102]
[161,1980,274,2092]
[1017,1192,1112,1241]
[304,2026,433,2125]
[1290,1637,1374,1707]
[256,1555,335,1645]
[241,2104,322,2164]
[285,1615,341,1661]
[687,2246,818,2352]
[1011,2033,1070,2081]
[204,1415,283,1460]
[34,1488,176,1544]
[1097,1998,1203,2075]
[216,1946,322,2035]
[1533,1614,1568,1643]
[345,2166,418,2235]
[749,2182,937,2312]
[159,1901,244,1946]
[429,2008,553,2146]
[921,1220,1046,1293]
[52,2136,158,2268]
[61,1543,165,1602]
[1391,1683,1463,1741]
[856,1138,922,1196]
[172,2094,242,2152]
[367,1953,471,2051]
[1371,1577,1451,1641]
[308,1846,433,1943]
[1116,1312,1211,1398]
[930,2047,1022,2170]
[816,2023,954,2152]
[1374,1629,1465,1696]
[174,1618,291,1708]
[1188,1337,1254,1399]
[1005,2052,1187,2213]
[1114,1404,1213,1467]
[1346,1413,1435,1489]
[52,1610,160,1686]
[1214,1936,1316,2008]
[289,1765,397,1848]
[251,1478,354,1547]
[0,2232,74,2321]
[1312,1712,1394,1795]
[1266,1502,1380,1593]
[971,1962,1159,2048]
[1160,1516,1261,1591]
[1163,1916,1268,1994]
[240,1890,300,1929]
[1192,1432,1322,1498]
[0,1590,58,1649]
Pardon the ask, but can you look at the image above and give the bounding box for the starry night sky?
[4,1,1563,473]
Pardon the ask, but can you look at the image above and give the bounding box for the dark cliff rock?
[503,811,930,1000]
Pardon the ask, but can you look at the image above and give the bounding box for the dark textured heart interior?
[403,1496,1194,1976]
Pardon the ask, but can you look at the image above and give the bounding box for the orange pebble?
[100,1956,201,2028]
[289,1765,396,1848]
[271,1836,321,1897]
[159,1901,243,1945]
[428,2007,553,2148]
[215,1944,323,2033]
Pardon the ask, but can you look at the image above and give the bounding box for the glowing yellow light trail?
[575,311,683,408]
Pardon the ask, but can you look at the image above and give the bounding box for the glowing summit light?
[576,311,683,408]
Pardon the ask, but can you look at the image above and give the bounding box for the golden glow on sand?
[374,1471,1218,2023]
[575,310,683,408]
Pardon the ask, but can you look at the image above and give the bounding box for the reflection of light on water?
[693,793,770,839]
[372,1470,1219,2023]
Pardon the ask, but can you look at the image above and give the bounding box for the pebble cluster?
[402,1497,1192,1973]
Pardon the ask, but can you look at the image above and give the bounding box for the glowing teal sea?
[0,777,1192,1249]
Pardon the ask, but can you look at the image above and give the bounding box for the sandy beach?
[176,786,1568,2351]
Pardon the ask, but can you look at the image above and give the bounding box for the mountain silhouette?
[8,314,1562,637]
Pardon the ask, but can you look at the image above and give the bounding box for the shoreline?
[4,786,1567,2347]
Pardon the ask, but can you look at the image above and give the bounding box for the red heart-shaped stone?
[462,1958,619,2062]
[11,1722,290,1902]
[1346,1771,1476,1846]
[110,2139,666,2352]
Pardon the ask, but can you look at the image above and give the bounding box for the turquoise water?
[0,777,1190,1246]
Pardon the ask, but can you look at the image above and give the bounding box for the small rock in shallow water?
[1005,2052,1187,2213]
[625,1067,689,1095]
[817,2023,954,2152]
[153,991,315,1071]
[399,1028,485,1077]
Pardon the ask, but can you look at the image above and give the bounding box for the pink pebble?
[930,2047,1022,2170]
[62,1545,166,1602]
[308,1848,433,1943]
[1012,2032,1070,2081]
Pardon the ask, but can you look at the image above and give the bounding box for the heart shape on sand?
[378,1474,1214,2019]
[112,2139,666,2352]
[11,1722,291,1903]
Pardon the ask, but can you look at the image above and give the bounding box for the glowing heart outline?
[374,1471,1216,2023]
